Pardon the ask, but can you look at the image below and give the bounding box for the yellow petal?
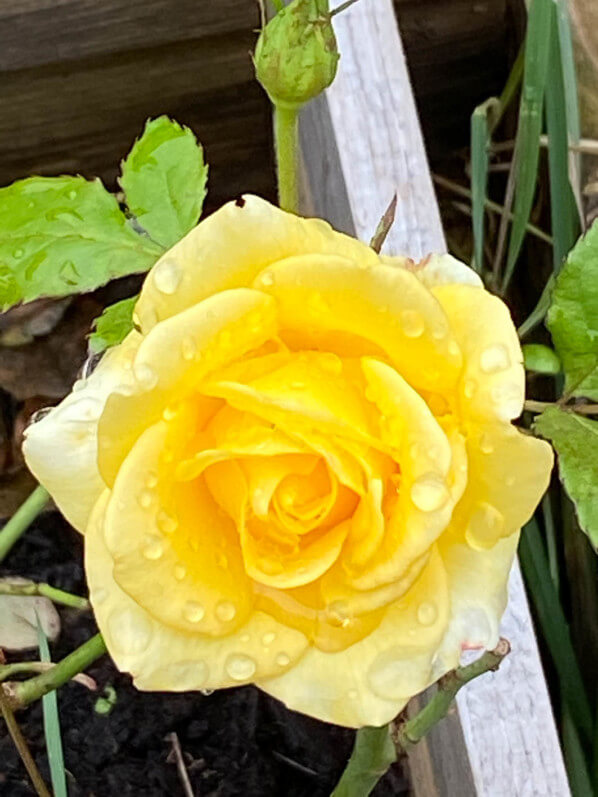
[254,255,462,393]
[383,252,483,289]
[347,358,455,589]
[453,423,553,549]
[86,491,309,689]
[135,195,378,330]
[433,284,524,422]
[435,531,519,672]
[102,419,254,637]
[22,331,141,531]
[257,547,449,727]
[98,288,278,486]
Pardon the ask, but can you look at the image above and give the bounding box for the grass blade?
[563,706,594,797]
[502,0,552,291]
[37,618,67,797]
[471,100,497,273]
[519,518,593,745]
[545,1,580,270]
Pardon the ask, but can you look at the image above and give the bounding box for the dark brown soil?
[0,513,411,796]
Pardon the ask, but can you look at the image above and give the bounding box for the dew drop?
[240,633,250,643]
[479,433,494,454]
[463,379,477,399]
[260,271,275,287]
[12,248,23,259]
[225,654,256,681]
[153,259,182,295]
[326,601,352,628]
[400,309,424,338]
[108,608,152,654]
[183,601,205,623]
[410,474,449,512]
[276,653,290,667]
[138,490,152,509]
[480,344,510,374]
[466,502,505,549]
[505,475,516,487]
[134,362,158,390]
[68,189,77,200]
[142,536,164,560]
[262,632,276,646]
[181,337,196,361]
[200,688,214,696]
[417,601,438,626]
[215,601,236,622]
[157,510,178,535]
[174,564,187,581]
[448,341,460,357]
[145,472,158,489]
[431,324,448,341]
[93,588,108,605]
[162,405,177,422]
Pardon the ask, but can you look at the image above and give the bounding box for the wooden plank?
[0,0,257,72]
[299,1,570,794]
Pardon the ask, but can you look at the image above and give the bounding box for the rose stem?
[0,485,50,563]
[0,580,89,610]
[331,639,511,796]
[4,633,107,711]
[0,686,51,796]
[274,104,300,213]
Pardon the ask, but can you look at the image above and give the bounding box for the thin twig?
[0,685,51,797]
[0,485,49,563]
[0,580,89,610]
[370,194,397,253]
[167,732,194,797]
[525,400,598,416]
[0,662,97,690]
[493,136,598,156]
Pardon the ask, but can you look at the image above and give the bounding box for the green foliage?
[470,99,496,272]
[36,617,67,797]
[535,407,598,548]
[548,223,598,400]
[330,725,396,797]
[89,296,137,354]
[120,116,208,248]
[0,176,163,310]
[502,0,552,290]
[522,343,561,374]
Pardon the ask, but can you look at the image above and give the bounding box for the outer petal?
[383,252,483,289]
[22,331,141,531]
[432,284,524,422]
[86,492,309,689]
[135,195,378,331]
[454,423,553,549]
[256,548,449,727]
[254,255,463,394]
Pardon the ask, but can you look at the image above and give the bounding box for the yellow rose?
[23,196,553,727]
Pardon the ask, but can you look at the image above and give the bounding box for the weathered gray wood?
[299,1,570,794]
[0,0,256,71]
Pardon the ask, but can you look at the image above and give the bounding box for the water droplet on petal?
[448,341,460,357]
[400,309,424,338]
[410,474,449,512]
[162,405,177,422]
[183,601,205,623]
[276,653,290,667]
[142,535,164,560]
[464,379,477,399]
[479,433,494,454]
[138,490,153,509]
[153,259,182,295]
[417,602,438,626]
[225,654,256,681]
[480,344,510,374]
[260,271,275,287]
[108,608,152,654]
[262,632,276,646]
[174,564,187,581]
[215,601,236,622]
[326,600,352,628]
[200,688,214,696]
[93,588,108,605]
[134,362,158,390]
[466,502,505,549]
[157,510,178,535]
[145,472,158,489]
[181,337,196,361]
[240,633,250,643]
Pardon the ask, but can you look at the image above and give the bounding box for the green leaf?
[522,343,561,374]
[0,176,163,310]
[89,296,137,354]
[502,0,552,291]
[36,616,67,797]
[535,406,598,547]
[470,99,498,273]
[547,223,598,399]
[120,116,208,248]
[330,725,396,797]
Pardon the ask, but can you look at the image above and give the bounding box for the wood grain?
[0,0,257,72]
[300,0,570,794]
